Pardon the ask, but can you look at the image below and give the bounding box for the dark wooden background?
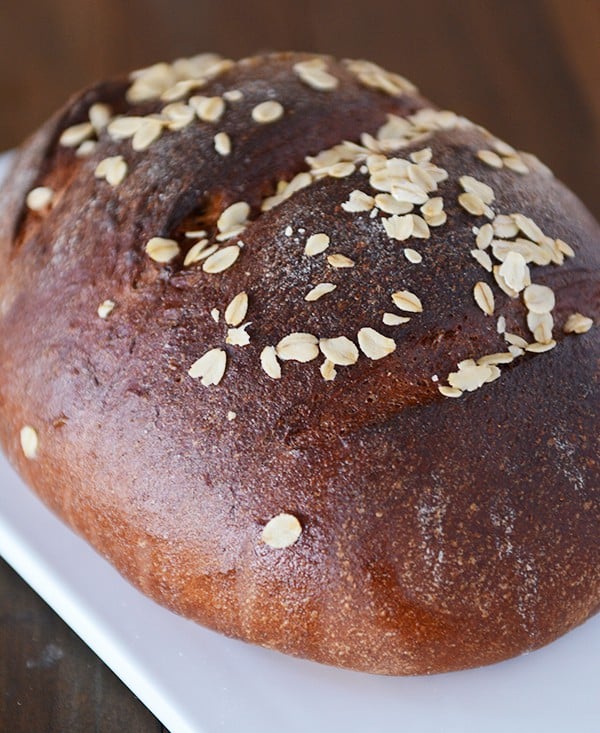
[0,1,598,731]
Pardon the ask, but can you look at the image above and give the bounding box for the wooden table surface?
[0,1,598,731]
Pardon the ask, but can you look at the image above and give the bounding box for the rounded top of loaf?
[0,51,598,675]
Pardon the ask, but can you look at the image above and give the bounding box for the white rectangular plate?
[1,152,599,733]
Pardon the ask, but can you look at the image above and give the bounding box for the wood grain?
[0,1,598,729]
[0,559,165,732]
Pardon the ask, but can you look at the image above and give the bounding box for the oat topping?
[404,248,423,264]
[304,233,330,256]
[459,176,495,205]
[564,313,593,334]
[376,194,412,215]
[261,513,302,549]
[485,365,502,383]
[217,202,249,239]
[251,100,284,124]
[326,162,356,178]
[210,308,220,322]
[523,284,555,313]
[476,223,494,250]
[513,213,545,244]
[438,385,463,398]
[162,102,195,130]
[473,281,495,316]
[262,173,313,211]
[226,324,251,347]
[527,311,553,344]
[437,219,567,399]
[420,196,443,217]
[127,54,231,103]
[95,156,128,186]
[492,138,528,174]
[357,328,396,360]
[107,116,146,140]
[195,243,219,262]
[97,300,116,319]
[556,238,575,258]
[225,292,248,326]
[342,190,375,212]
[448,361,493,392]
[202,245,241,273]
[160,79,206,103]
[188,348,227,386]
[458,192,492,218]
[214,131,231,156]
[498,251,530,293]
[503,155,529,174]
[476,139,530,174]
[471,249,493,272]
[525,340,556,353]
[276,332,319,362]
[424,210,447,228]
[327,254,355,268]
[391,290,423,313]
[132,118,164,151]
[49,53,588,398]
[476,149,503,169]
[190,95,225,122]
[320,359,337,381]
[145,237,180,263]
[183,239,211,266]
[382,313,410,326]
[260,346,281,379]
[382,214,414,241]
[223,89,243,102]
[305,283,337,301]
[319,336,359,365]
[492,139,516,156]
[60,121,95,147]
[505,332,528,348]
[409,215,430,238]
[493,266,519,298]
[227,411,237,421]
[384,180,429,204]
[26,187,54,212]
[89,103,112,131]
[20,426,39,460]
[294,58,339,90]
[491,238,547,266]
[477,352,515,366]
[493,215,520,240]
[410,147,432,164]
[507,345,524,357]
[344,59,416,96]
[76,140,98,157]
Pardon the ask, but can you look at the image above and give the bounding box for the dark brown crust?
[0,52,598,675]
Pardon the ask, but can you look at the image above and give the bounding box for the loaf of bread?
[0,52,598,675]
